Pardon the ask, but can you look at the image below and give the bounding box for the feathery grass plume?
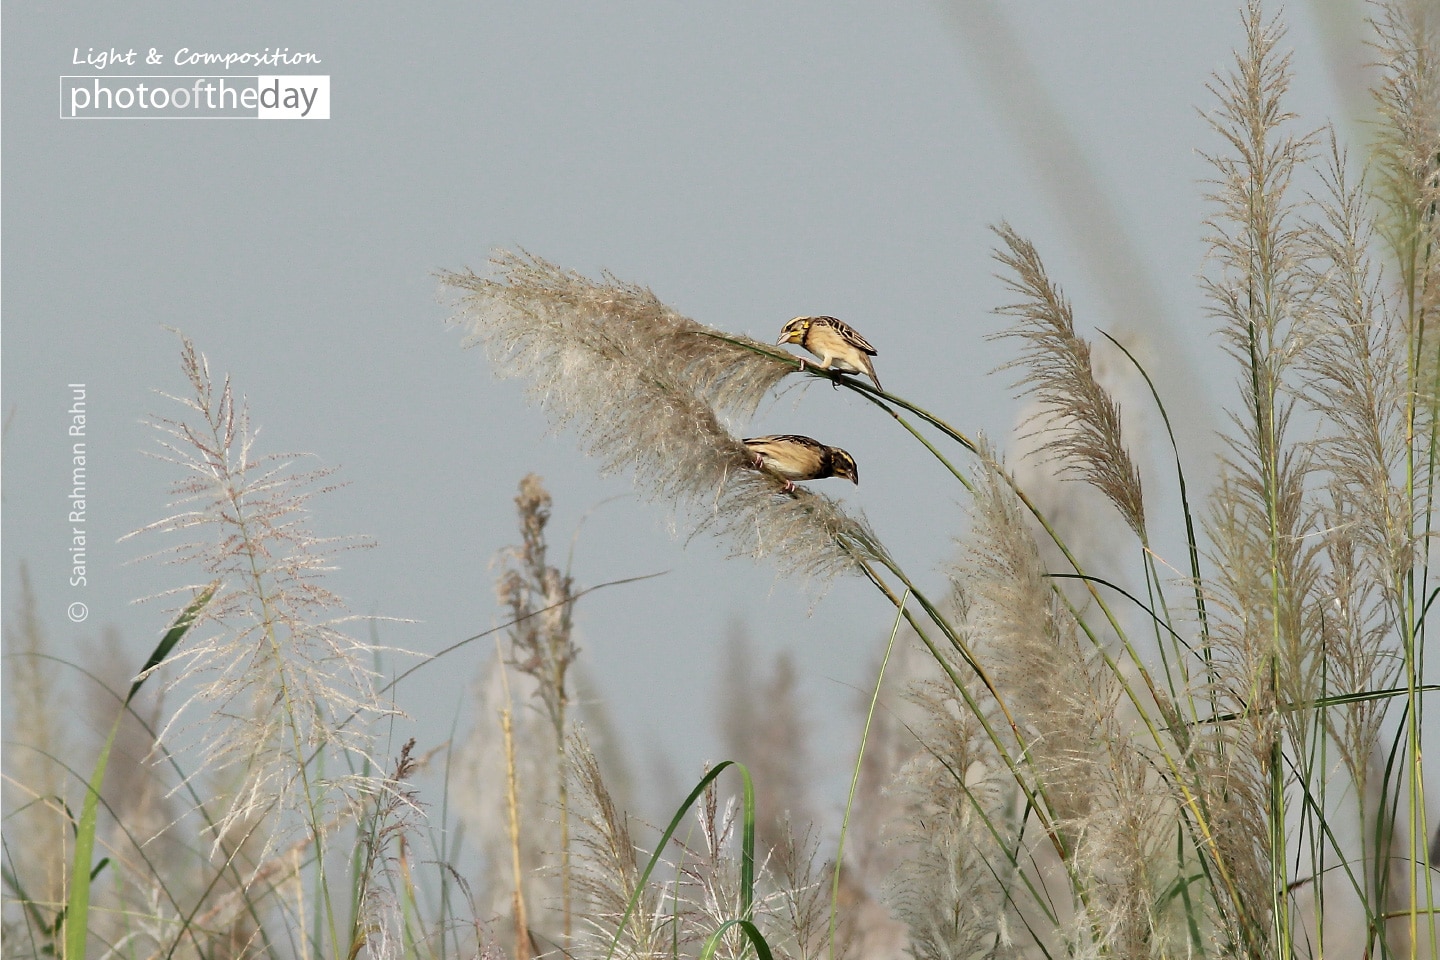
[567,730,671,960]
[1204,443,1326,750]
[565,727,839,960]
[459,654,561,945]
[495,472,580,947]
[124,336,393,862]
[1370,0,1440,348]
[672,779,751,960]
[769,825,856,960]
[500,475,578,739]
[990,223,1146,539]
[667,774,845,960]
[1202,2,1316,387]
[882,663,1016,960]
[1197,3,1331,952]
[949,443,1172,953]
[1314,501,1401,789]
[954,445,1108,833]
[1195,470,1311,951]
[350,738,425,960]
[1061,714,1176,958]
[1298,141,1409,799]
[1368,4,1440,953]
[1301,140,1414,600]
[441,252,886,585]
[1,567,71,932]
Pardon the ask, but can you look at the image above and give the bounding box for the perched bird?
[743,434,859,492]
[777,315,882,391]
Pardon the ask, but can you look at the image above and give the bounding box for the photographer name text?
[68,385,88,589]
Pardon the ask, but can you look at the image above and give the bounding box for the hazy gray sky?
[6,2,1407,817]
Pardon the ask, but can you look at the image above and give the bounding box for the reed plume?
[124,336,394,862]
[441,252,885,585]
[497,473,579,947]
[956,445,1173,953]
[568,730,671,960]
[1370,0,1440,343]
[351,738,425,960]
[1,568,71,935]
[882,663,1014,960]
[1298,142,1410,809]
[1194,3,1324,948]
[991,224,1146,539]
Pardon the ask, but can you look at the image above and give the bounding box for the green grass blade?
[699,919,775,960]
[126,580,218,707]
[63,715,119,960]
[65,588,216,960]
[738,763,756,921]
[603,761,753,960]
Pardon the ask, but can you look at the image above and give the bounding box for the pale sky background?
[6,1,1430,838]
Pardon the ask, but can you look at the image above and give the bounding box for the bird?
[742,434,859,492]
[777,316,882,391]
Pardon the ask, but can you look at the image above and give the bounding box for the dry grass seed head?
[442,251,886,585]
[953,443,1112,830]
[1370,0,1440,291]
[568,730,671,960]
[1191,6,1356,937]
[1300,140,1416,596]
[883,670,1016,960]
[352,739,427,960]
[496,473,577,729]
[948,443,1184,950]
[2,568,73,911]
[990,224,1146,538]
[125,335,393,855]
[1201,1,1319,397]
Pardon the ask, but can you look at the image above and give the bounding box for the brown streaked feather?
[742,434,859,487]
[778,316,883,391]
[804,316,877,356]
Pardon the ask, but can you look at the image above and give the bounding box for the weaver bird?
[743,434,859,492]
[777,315,882,390]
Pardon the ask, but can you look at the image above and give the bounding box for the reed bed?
[4,2,1436,958]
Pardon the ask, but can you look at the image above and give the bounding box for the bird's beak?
[776,333,789,345]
